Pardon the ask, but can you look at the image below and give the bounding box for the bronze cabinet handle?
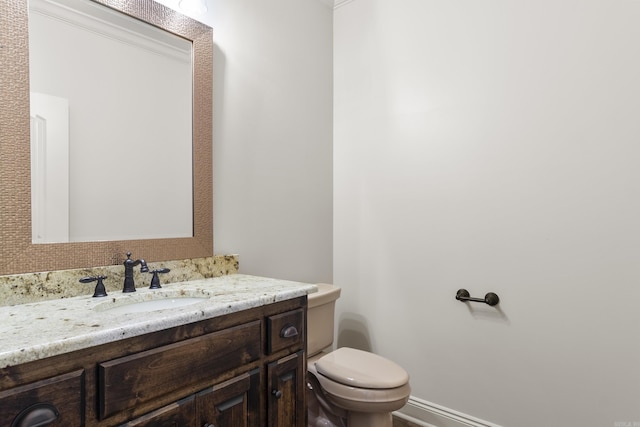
[280,325,299,338]
[11,403,59,427]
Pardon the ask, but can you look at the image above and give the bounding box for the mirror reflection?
[28,0,194,243]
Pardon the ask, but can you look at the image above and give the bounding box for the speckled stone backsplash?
[0,255,239,307]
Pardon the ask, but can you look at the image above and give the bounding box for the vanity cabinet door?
[0,370,84,427]
[118,395,195,427]
[196,368,261,427]
[267,350,306,427]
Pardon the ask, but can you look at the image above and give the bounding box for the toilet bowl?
[307,284,411,427]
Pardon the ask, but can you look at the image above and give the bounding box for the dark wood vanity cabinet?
[0,297,307,427]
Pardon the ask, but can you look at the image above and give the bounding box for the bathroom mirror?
[29,0,194,244]
[0,0,213,275]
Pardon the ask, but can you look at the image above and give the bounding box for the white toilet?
[307,284,411,427]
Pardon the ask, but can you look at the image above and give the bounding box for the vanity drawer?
[0,370,84,427]
[267,308,305,354]
[98,320,261,419]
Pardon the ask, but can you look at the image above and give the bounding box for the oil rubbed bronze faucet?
[123,252,149,293]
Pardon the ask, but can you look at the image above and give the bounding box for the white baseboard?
[394,396,503,427]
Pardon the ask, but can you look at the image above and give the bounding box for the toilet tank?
[307,283,341,357]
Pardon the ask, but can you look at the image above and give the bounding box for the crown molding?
[30,0,191,63]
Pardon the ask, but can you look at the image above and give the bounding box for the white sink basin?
[101,297,208,314]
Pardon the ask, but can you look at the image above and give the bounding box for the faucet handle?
[79,276,108,297]
[148,268,171,289]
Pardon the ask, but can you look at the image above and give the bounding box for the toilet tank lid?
[308,283,341,309]
[315,347,409,389]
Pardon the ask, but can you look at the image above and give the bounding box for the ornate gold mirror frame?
[0,0,213,275]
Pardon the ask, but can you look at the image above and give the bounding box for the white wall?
[157,0,334,283]
[334,1,640,426]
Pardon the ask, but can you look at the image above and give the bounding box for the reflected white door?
[30,92,70,243]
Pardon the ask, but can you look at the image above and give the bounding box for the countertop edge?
[0,274,316,369]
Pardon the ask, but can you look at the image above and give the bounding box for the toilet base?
[307,373,347,427]
[348,411,393,427]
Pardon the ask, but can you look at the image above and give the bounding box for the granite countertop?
[0,274,316,369]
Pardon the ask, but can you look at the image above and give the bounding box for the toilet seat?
[315,347,409,389]
[309,362,411,413]
[308,348,411,414]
